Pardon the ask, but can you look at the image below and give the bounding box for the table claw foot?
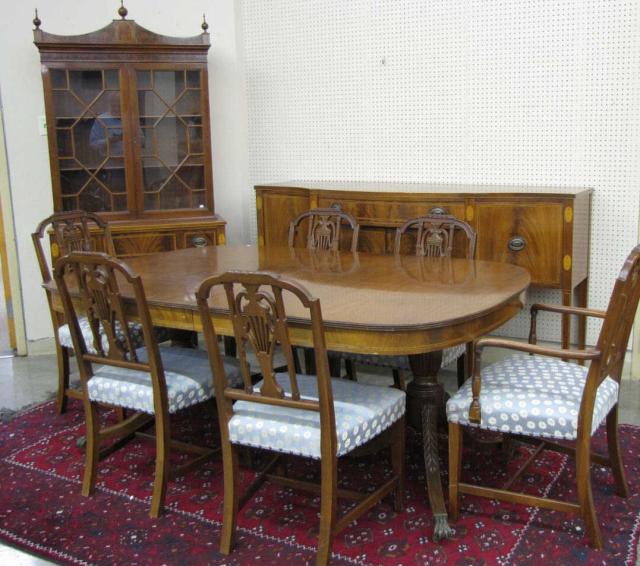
[433,513,454,541]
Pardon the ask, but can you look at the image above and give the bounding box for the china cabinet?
[33,5,225,256]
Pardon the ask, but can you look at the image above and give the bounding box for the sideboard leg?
[576,277,588,352]
[407,351,454,541]
[561,288,572,350]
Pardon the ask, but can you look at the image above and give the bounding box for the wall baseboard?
[26,338,55,357]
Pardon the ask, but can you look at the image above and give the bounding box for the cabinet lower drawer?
[317,197,465,225]
[113,233,177,257]
[475,202,564,286]
[183,231,219,248]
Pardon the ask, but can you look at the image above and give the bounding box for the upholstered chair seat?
[447,354,619,440]
[229,373,405,459]
[58,317,144,353]
[88,345,242,414]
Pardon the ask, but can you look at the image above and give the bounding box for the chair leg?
[344,359,357,381]
[457,342,474,389]
[150,413,170,518]
[392,369,406,391]
[448,422,462,521]
[220,443,240,555]
[456,356,466,388]
[606,406,629,498]
[56,344,71,414]
[81,401,100,497]
[316,452,337,566]
[390,417,405,512]
[304,348,316,375]
[292,346,302,374]
[328,356,341,378]
[575,439,603,549]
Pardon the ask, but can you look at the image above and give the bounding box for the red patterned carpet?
[0,400,638,565]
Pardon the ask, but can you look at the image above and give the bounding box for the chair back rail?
[394,214,476,258]
[53,251,167,410]
[196,271,337,451]
[32,211,115,284]
[592,245,640,387]
[288,208,360,252]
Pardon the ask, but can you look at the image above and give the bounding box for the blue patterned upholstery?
[58,317,145,353]
[446,354,619,440]
[337,344,465,371]
[87,345,242,414]
[227,373,405,459]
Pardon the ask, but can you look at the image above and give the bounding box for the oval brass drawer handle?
[508,236,526,252]
[191,236,208,248]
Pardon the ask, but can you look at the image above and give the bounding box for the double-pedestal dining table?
[53,244,531,540]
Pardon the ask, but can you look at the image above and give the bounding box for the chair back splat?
[33,211,115,285]
[394,214,476,258]
[288,207,360,252]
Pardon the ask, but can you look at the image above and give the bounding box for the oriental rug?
[0,400,638,565]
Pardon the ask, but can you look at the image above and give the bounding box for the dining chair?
[344,214,477,390]
[288,206,360,377]
[196,271,406,565]
[32,211,130,414]
[447,244,640,548]
[54,251,241,518]
[288,206,360,252]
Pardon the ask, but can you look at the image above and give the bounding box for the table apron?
[53,294,523,356]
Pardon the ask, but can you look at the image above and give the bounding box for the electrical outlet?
[38,115,47,136]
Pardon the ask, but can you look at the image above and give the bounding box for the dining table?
[51,243,531,540]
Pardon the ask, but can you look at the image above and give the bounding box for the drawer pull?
[191,236,208,248]
[429,206,448,215]
[508,236,526,252]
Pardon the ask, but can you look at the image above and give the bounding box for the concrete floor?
[0,352,639,565]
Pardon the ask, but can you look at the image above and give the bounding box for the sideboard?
[255,181,592,349]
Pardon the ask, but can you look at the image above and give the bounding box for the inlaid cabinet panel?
[316,196,465,226]
[258,190,309,247]
[475,202,563,287]
[113,233,177,257]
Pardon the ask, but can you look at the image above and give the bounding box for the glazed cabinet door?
[132,66,212,215]
[475,201,564,287]
[45,66,132,214]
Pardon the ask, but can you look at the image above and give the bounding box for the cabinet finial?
[201,14,209,32]
[117,1,128,20]
[33,8,41,30]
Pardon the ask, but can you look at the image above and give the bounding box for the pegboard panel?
[241,0,640,345]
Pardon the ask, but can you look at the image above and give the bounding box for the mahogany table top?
[123,245,530,343]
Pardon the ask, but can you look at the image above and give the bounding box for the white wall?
[241,0,640,344]
[0,0,248,345]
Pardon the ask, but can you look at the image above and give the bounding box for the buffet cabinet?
[255,181,592,348]
[33,5,225,255]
